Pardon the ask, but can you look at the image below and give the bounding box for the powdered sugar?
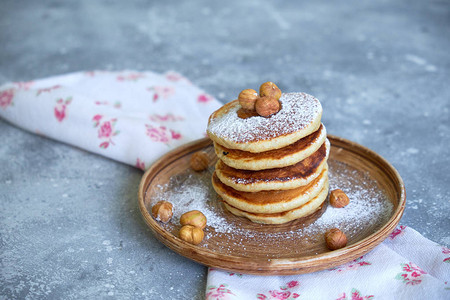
[207,93,322,143]
[147,160,394,251]
[150,170,231,234]
[304,161,394,236]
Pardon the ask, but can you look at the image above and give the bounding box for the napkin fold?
[0,70,221,170]
[1,71,448,299]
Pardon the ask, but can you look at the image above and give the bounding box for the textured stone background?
[1,0,449,299]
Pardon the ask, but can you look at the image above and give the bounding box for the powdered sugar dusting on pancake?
[207,93,322,143]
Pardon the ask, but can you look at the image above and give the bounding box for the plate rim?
[138,135,406,275]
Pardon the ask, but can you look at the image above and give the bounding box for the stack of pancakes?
[207,92,330,224]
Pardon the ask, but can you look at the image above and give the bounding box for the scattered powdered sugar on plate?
[207,92,322,143]
[150,171,231,234]
[304,161,394,236]
[147,160,394,249]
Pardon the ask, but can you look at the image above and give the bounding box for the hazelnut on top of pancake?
[208,82,329,225]
[207,92,323,153]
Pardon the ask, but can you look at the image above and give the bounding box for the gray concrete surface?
[1,0,449,299]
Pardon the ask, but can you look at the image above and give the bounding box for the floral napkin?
[206,226,449,299]
[0,70,221,170]
[1,71,448,300]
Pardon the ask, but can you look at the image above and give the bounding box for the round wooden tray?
[138,135,405,275]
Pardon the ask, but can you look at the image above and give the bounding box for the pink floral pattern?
[145,124,182,145]
[442,247,450,263]
[198,93,214,103]
[395,262,427,285]
[149,113,184,122]
[164,71,192,84]
[54,97,72,122]
[257,281,300,300]
[206,284,235,300]
[36,85,61,96]
[148,86,175,102]
[227,272,243,277]
[14,81,34,90]
[165,71,185,82]
[389,225,407,239]
[0,88,15,109]
[92,114,120,149]
[98,122,112,138]
[95,100,122,109]
[84,70,111,77]
[336,288,374,300]
[136,158,145,171]
[329,256,371,273]
[116,72,145,81]
[84,71,96,77]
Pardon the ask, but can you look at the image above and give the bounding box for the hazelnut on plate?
[151,200,173,223]
[325,228,348,250]
[190,151,209,172]
[329,189,350,208]
[179,225,204,245]
[180,210,207,229]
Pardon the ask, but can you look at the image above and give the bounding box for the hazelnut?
[325,228,348,250]
[190,151,209,171]
[179,225,204,245]
[255,96,280,117]
[151,201,173,223]
[259,82,282,100]
[180,210,207,229]
[238,89,259,111]
[329,189,350,208]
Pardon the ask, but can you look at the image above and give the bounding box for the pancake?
[215,139,330,192]
[207,93,323,153]
[222,182,329,224]
[212,165,328,214]
[214,124,327,171]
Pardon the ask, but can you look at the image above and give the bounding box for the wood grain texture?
[138,135,406,275]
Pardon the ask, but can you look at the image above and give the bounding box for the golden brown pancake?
[214,124,327,171]
[222,182,329,224]
[216,139,330,192]
[212,166,328,214]
[207,93,323,153]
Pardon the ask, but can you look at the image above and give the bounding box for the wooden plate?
[138,135,405,275]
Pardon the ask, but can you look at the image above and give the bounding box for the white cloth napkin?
[206,226,449,299]
[0,70,221,170]
[1,71,448,299]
